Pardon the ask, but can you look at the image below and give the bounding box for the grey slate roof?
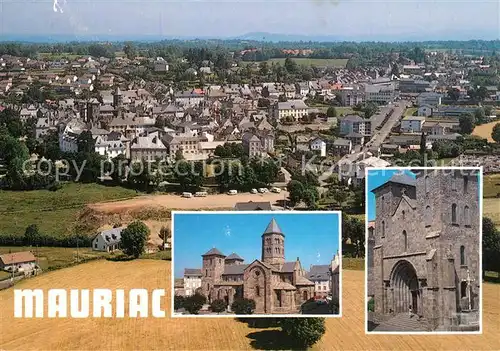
[263,218,284,236]
[307,264,330,281]
[184,268,202,277]
[223,264,249,275]
[226,253,244,261]
[202,247,225,257]
[96,227,123,246]
[371,172,416,193]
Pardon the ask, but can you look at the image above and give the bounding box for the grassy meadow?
[0,183,137,237]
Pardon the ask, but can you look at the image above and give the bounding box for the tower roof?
[262,218,284,236]
[226,253,244,261]
[202,247,225,257]
[371,171,416,193]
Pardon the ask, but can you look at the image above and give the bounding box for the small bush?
[209,299,227,314]
[368,298,374,312]
[174,295,185,310]
[280,318,326,349]
[231,298,256,315]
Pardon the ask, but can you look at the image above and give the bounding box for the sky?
[173,212,340,278]
[0,0,499,41]
[366,169,416,221]
[366,168,482,221]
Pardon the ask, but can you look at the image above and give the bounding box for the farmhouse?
[0,251,36,272]
[92,227,124,252]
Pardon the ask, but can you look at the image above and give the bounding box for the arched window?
[452,204,457,224]
[464,176,469,194]
[464,206,471,227]
[425,176,429,194]
[381,195,385,212]
[403,230,408,252]
[303,290,308,301]
[402,210,405,220]
[451,176,457,191]
[425,206,431,227]
[255,286,260,297]
[460,245,466,266]
[381,221,385,238]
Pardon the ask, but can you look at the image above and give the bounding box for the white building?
[307,265,331,298]
[338,152,390,186]
[183,268,202,296]
[272,99,309,121]
[401,116,426,133]
[0,251,37,272]
[92,227,123,252]
[364,83,397,105]
[417,92,442,107]
[310,137,327,157]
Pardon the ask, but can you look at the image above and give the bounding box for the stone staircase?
[373,313,430,332]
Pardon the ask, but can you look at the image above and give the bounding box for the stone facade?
[368,169,480,330]
[199,218,315,314]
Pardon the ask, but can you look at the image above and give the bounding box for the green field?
[343,257,364,270]
[0,183,137,237]
[484,197,500,229]
[0,246,110,272]
[404,107,418,116]
[484,174,500,198]
[37,52,81,60]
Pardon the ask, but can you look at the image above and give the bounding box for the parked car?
[227,189,237,195]
[271,187,281,193]
[182,192,193,198]
[195,191,207,197]
[258,188,267,193]
[251,188,258,194]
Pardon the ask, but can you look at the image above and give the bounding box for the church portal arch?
[389,260,420,314]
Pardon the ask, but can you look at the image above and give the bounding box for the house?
[153,57,169,72]
[271,100,309,122]
[175,90,204,107]
[364,83,397,105]
[174,278,185,296]
[340,115,371,137]
[417,104,434,117]
[307,264,331,298]
[401,116,426,133]
[332,138,352,156]
[130,133,168,162]
[0,251,36,272]
[92,227,123,252]
[417,92,442,107]
[183,268,203,296]
[337,86,365,106]
[310,137,327,157]
[242,132,273,158]
[398,79,432,93]
[234,201,273,211]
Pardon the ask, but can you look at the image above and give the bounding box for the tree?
[447,88,461,102]
[120,221,150,258]
[483,217,500,275]
[174,295,185,310]
[459,113,475,135]
[287,180,305,206]
[343,215,365,257]
[280,318,326,349]
[474,107,486,125]
[284,57,298,74]
[231,298,256,315]
[492,123,500,143]
[159,226,171,247]
[209,299,227,314]
[24,224,41,246]
[484,105,494,117]
[77,130,96,154]
[326,106,337,118]
[184,293,207,315]
[123,42,137,60]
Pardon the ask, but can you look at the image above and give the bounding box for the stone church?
[200,218,315,314]
[367,169,480,331]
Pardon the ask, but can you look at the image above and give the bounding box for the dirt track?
[88,192,289,213]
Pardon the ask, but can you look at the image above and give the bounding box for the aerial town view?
[366,168,481,333]
[172,212,341,316]
[0,0,499,349]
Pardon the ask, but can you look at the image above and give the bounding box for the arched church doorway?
[390,260,420,314]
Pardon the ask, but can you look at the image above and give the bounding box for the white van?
[195,191,208,197]
[227,190,238,195]
[271,187,281,193]
[182,192,193,198]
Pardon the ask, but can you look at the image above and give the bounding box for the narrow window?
[460,245,466,266]
[452,204,457,224]
[425,205,432,227]
[461,281,467,298]
[464,176,469,194]
[451,176,457,191]
[403,230,408,252]
[381,221,385,238]
[464,206,471,227]
[256,286,260,297]
[425,176,429,194]
[402,210,405,220]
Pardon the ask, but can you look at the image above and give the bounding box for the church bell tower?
[261,218,285,269]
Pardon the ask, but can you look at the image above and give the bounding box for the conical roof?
[262,218,284,236]
[202,247,225,257]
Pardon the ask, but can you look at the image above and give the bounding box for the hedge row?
[0,234,92,247]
